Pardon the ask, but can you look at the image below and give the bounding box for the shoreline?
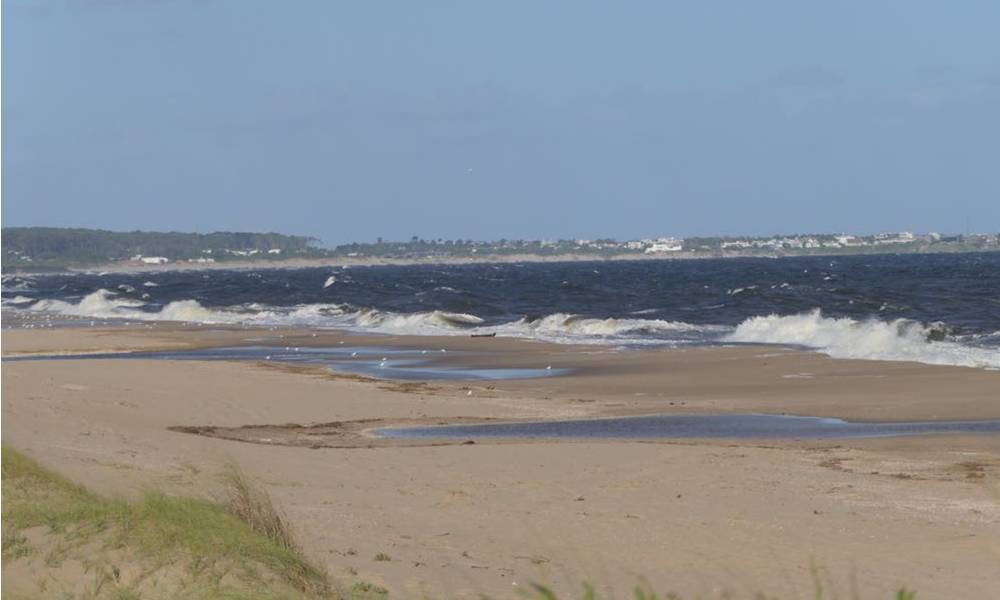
[4,323,999,423]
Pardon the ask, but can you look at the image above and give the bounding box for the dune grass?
[1,445,333,599]
[218,464,299,554]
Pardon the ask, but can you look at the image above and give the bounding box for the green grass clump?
[348,581,389,600]
[2,445,332,599]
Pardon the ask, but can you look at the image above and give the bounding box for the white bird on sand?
[546,365,552,370]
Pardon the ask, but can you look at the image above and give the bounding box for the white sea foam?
[487,313,725,346]
[727,309,1000,369]
[352,309,485,333]
[287,303,351,320]
[727,285,758,296]
[2,295,36,306]
[157,299,239,322]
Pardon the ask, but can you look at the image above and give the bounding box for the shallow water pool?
[378,413,1000,440]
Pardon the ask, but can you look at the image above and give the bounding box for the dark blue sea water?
[4,253,999,368]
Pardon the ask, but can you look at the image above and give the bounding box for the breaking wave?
[11,289,999,367]
[13,290,715,345]
[2,295,36,306]
[28,289,242,324]
[490,313,724,344]
[727,309,1000,369]
[354,309,484,332]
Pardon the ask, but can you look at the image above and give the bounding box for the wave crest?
[354,309,485,332]
[506,313,709,338]
[727,309,1000,368]
[28,289,240,324]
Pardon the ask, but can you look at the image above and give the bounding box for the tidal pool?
[3,345,568,381]
[378,413,1000,440]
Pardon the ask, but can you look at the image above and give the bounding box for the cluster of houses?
[442,232,989,255]
[115,231,999,264]
[570,233,928,254]
[549,231,970,254]
[642,238,685,253]
[127,247,284,265]
[211,248,283,257]
[714,232,929,252]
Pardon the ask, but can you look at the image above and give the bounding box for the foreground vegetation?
[1,446,334,599]
[1,447,919,599]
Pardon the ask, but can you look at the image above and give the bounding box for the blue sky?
[3,1,999,244]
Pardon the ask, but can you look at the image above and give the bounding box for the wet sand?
[2,325,999,598]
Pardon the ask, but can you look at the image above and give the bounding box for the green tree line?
[2,227,319,266]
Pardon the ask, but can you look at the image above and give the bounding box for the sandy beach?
[3,324,999,598]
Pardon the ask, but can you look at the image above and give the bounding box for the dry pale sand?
[2,325,999,598]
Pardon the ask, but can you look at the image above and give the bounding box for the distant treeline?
[2,227,319,268]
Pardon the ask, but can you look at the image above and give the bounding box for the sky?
[3,1,999,245]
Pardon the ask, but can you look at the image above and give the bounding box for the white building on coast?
[645,238,684,253]
[131,255,169,265]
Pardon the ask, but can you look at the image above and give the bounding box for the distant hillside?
[2,227,320,270]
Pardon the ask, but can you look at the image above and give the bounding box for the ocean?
[3,252,999,369]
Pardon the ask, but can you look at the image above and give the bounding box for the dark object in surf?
[925,324,951,342]
[471,332,496,338]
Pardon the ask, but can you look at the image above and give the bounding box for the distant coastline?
[32,246,1000,275]
[3,226,998,273]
